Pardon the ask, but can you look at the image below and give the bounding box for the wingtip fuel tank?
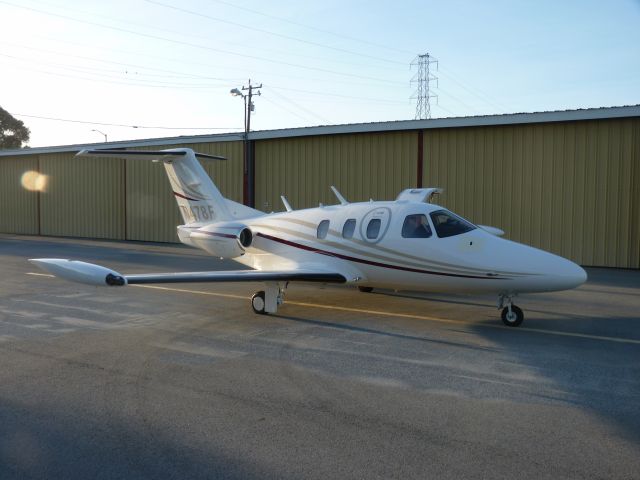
[29,259,127,286]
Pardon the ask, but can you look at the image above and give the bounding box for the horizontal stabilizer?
[30,258,346,287]
[76,149,226,161]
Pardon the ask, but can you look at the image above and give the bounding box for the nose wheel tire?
[251,291,267,315]
[501,305,524,327]
[358,286,374,293]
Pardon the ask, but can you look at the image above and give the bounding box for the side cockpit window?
[402,214,432,238]
[317,219,330,239]
[366,219,381,239]
[429,210,476,238]
[342,219,356,239]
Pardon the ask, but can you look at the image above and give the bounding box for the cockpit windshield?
[429,210,476,238]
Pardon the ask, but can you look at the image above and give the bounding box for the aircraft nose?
[497,241,588,292]
[555,260,588,290]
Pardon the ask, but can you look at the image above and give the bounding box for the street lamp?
[91,129,108,142]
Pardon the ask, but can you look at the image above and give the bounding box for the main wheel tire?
[251,291,267,315]
[358,286,374,293]
[501,305,524,327]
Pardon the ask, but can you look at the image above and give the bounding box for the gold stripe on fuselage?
[271,217,527,277]
[252,220,522,278]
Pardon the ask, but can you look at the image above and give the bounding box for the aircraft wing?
[29,259,346,286]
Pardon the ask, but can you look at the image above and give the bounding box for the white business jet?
[30,148,587,327]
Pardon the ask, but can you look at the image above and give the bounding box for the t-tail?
[76,148,262,224]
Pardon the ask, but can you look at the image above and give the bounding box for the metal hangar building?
[1,105,639,268]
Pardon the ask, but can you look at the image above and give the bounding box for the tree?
[0,106,30,149]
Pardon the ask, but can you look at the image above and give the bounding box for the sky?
[1,0,639,148]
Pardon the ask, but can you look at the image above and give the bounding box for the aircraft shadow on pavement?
[470,310,640,443]
[274,314,497,353]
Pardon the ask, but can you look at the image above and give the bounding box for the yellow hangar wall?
[422,118,640,268]
[38,151,126,239]
[255,131,418,211]
[0,141,242,243]
[0,115,638,268]
[0,154,39,234]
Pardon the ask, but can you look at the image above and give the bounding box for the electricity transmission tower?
[411,53,438,119]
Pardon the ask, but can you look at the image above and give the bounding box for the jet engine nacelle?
[188,224,253,259]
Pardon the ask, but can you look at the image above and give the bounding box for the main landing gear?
[498,293,524,327]
[251,282,286,315]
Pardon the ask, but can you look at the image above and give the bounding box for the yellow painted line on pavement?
[26,275,640,346]
[131,284,247,301]
[131,284,640,346]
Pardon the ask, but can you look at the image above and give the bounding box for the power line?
[144,0,406,66]
[2,38,407,89]
[11,113,240,130]
[37,0,506,113]
[0,59,233,91]
[269,86,407,105]
[433,85,483,114]
[28,0,394,71]
[0,0,404,85]
[1,49,409,107]
[436,86,479,113]
[261,96,312,124]
[0,40,243,82]
[205,0,416,56]
[0,54,233,88]
[431,103,457,116]
[438,67,508,113]
[1,45,409,110]
[265,88,331,124]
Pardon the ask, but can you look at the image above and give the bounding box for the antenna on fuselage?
[330,186,348,205]
[280,195,293,212]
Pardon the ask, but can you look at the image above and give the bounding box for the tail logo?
[167,169,210,201]
[173,190,209,202]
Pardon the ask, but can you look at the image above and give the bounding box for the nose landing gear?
[498,294,524,327]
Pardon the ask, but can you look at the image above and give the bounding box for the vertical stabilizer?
[161,148,232,223]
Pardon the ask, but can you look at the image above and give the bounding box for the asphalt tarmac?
[1,234,639,479]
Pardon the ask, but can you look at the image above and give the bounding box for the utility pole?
[231,79,262,207]
[411,53,438,119]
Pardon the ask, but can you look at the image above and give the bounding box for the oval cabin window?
[317,219,330,239]
[342,219,356,239]
[366,218,381,239]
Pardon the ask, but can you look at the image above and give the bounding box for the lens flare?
[21,171,49,192]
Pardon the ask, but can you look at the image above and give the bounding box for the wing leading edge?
[29,259,346,286]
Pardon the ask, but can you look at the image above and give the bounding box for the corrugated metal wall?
[423,118,640,268]
[255,132,417,211]
[39,152,125,239]
[125,141,243,242]
[0,142,242,243]
[1,119,638,268]
[0,155,39,234]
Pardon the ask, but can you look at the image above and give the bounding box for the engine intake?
[188,224,253,259]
